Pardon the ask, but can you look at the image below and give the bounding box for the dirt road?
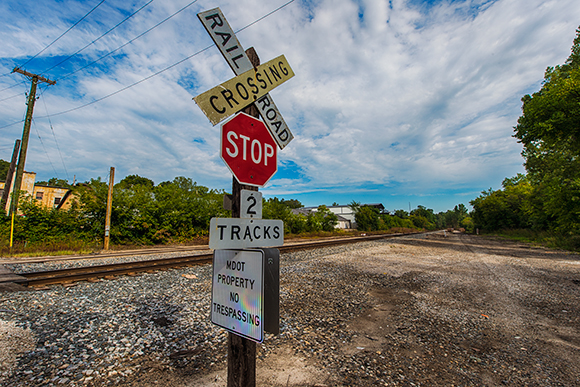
[185,232,580,386]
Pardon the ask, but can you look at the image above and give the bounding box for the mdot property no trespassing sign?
[211,249,264,342]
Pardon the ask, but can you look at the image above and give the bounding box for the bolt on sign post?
[194,8,292,387]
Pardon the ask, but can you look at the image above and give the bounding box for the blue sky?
[1,0,579,213]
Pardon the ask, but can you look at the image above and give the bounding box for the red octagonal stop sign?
[221,112,277,187]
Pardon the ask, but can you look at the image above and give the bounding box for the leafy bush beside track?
[0,174,469,256]
[0,176,228,254]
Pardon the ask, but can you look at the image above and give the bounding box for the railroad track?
[16,232,418,287]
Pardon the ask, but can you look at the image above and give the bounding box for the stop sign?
[221,112,277,187]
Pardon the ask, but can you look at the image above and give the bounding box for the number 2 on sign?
[240,190,262,219]
[246,196,257,215]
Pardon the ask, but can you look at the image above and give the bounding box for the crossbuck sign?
[194,8,294,149]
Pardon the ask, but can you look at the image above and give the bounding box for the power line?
[58,0,200,81]
[39,84,70,180]
[0,119,24,130]
[0,93,24,104]
[18,0,107,70]
[7,1,297,122]
[0,73,55,130]
[0,81,27,94]
[42,0,155,76]
[32,118,60,179]
[44,44,213,118]
[235,0,296,34]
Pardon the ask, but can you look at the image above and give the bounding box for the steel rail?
[21,254,214,287]
[19,232,418,287]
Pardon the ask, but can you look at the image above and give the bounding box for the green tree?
[35,177,72,188]
[0,159,9,181]
[393,209,409,219]
[263,197,312,234]
[73,176,227,245]
[117,174,154,190]
[411,205,436,224]
[313,205,338,231]
[514,26,580,234]
[153,177,226,240]
[409,214,430,229]
[440,204,469,229]
[410,205,437,230]
[281,198,303,209]
[470,178,533,232]
[263,198,293,224]
[354,205,380,231]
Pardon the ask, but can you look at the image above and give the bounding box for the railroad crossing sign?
[194,55,293,126]
[195,7,294,149]
[221,112,277,187]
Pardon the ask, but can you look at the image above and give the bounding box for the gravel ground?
[1,232,579,386]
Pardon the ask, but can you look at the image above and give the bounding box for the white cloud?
[0,0,579,210]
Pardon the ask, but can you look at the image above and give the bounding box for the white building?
[292,203,385,229]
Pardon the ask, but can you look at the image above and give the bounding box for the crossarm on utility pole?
[12,67,56,85]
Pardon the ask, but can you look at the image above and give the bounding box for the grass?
[488,229,580,252]
[0,239,101,258]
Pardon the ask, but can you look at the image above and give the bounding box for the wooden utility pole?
[9,68,56,216]
[1,139,21,214]
[226,47,261,387]
[104,167,115,250]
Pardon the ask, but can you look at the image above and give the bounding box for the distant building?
[1,171,76,213]
[291,203,385,229]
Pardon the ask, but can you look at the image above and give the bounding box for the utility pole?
[1,139,21,214]
[104,167,115,250]
[9,67,56,216]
